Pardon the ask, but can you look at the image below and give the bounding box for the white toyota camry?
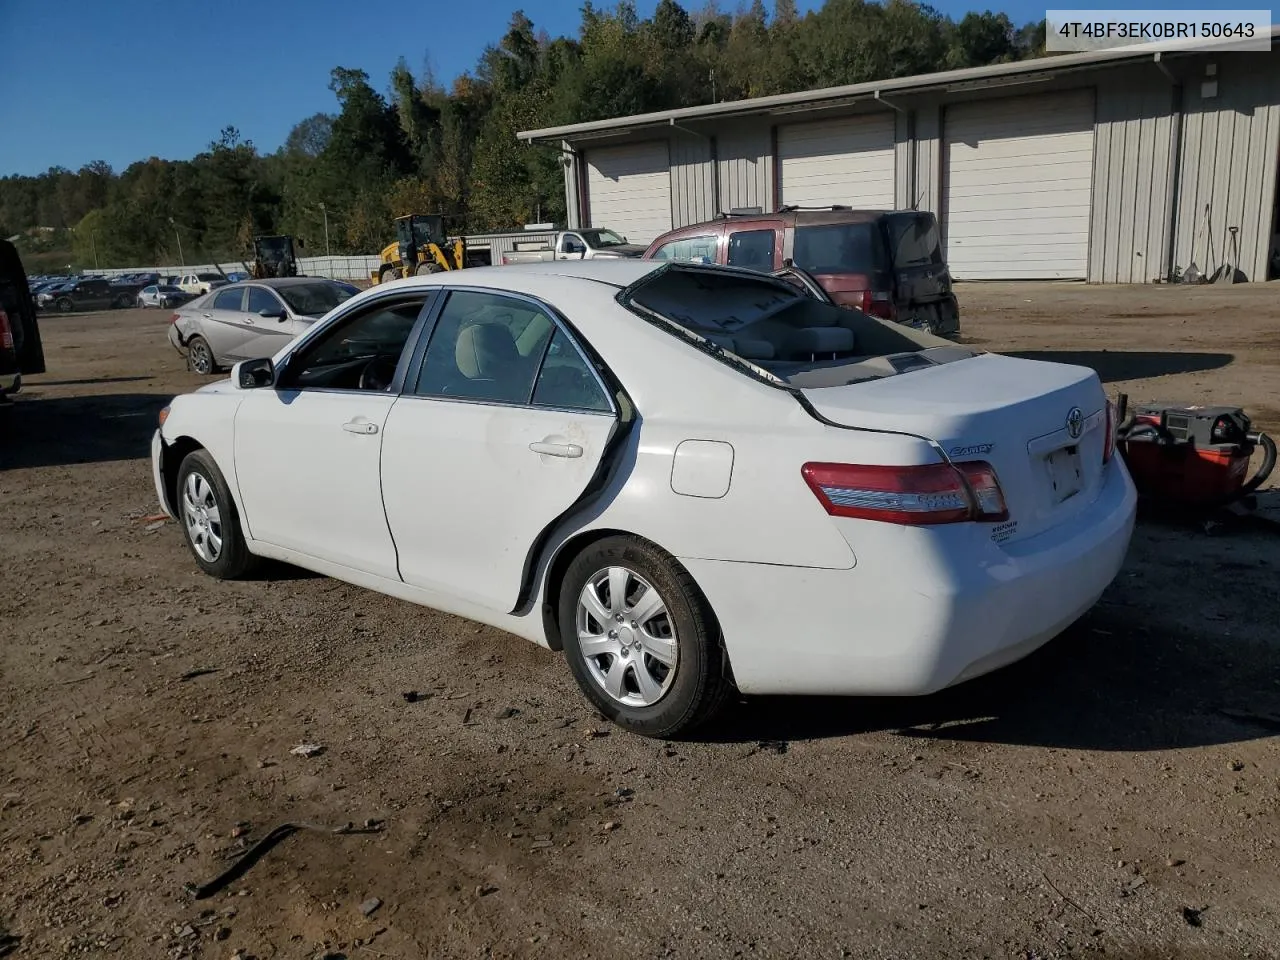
[151,259,1137,738]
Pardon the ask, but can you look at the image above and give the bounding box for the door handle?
[529,440,582,458]
[342,420,379,435]
[243,317,255,324]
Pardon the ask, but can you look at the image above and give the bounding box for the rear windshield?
[886,213,943,268]
[277,281,354,317]
[620,264,957,386]
[792,223,885,275]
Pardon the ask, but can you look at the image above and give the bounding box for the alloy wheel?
[576,566,678,707]
[181,471,223,563]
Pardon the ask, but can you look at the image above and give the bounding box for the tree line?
[0,0,1047,270]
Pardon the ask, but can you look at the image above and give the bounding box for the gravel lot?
[2,282,1279,960]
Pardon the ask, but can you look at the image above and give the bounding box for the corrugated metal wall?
[716,123,773,214]
[1090,69,1177,283]
[565,51,1280,282]
[670,132,716,226]
[1172,51,1280,282]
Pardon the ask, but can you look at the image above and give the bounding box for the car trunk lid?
[799,352,1108,543]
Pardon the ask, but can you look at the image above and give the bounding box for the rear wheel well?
[163,436,204,513]
[539,529,688,652]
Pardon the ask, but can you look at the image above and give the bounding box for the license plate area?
[1045,445,1083,503]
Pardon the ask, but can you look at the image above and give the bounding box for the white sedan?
[151,260,1137,738]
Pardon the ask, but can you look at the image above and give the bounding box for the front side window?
[650,235,717,264]
[281,297,427,391]
[726,229,776,270]
[413,291,555,404]
[246,286,284,315]
[277,281,354,317]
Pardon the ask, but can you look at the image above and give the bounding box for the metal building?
[518,35,1280,283]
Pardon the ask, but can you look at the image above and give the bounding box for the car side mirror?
[259,308,287,320]
[237,357,275,389]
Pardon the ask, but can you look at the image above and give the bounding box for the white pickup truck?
[500,228,647,264]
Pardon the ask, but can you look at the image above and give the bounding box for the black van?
[1,239,47,403]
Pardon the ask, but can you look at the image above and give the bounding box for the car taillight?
[859,289,895,320]
[1103,399,1117,463]
[0,309,12,350]
[802,460,1008,525]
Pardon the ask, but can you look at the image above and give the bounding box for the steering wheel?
[358,355,399,391]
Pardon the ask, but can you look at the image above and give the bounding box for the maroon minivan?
[643,206,959,337]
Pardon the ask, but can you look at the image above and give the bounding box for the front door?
[201,287,252,361]
[381,288,619,612]
[232,293,433,580]
[242,285,308,359]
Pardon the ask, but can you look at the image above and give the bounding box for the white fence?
[95,254,381,283]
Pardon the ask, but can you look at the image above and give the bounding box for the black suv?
[1,240,46,403]
[37,277,126,312]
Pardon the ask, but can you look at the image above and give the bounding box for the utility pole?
[168,216,185,267]
[90,230,99,269]
[318,202,331,256]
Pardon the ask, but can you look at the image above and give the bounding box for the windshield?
[277,281,355,317]
[158,285,182,293]
[580,229,628,248]
[792,223,885,275]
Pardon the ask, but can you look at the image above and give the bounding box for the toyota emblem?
[1065,406,1084,439]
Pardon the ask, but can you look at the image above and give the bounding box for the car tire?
[56,297,73,313]
[559,535,733,739]
[187,335,216,375]
[176,449,259,580]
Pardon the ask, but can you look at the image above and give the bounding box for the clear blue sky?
[0,0,1204,177]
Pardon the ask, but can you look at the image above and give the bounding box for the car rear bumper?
[167,323,187,355]
[681,457,1137,696]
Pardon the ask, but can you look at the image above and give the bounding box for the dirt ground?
[2,282,1279,960]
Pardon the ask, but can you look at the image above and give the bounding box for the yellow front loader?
[372,214,466,284]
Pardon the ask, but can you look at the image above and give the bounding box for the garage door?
[586,142,673,245]
[944,91,1095,280]
[777,115,896,208]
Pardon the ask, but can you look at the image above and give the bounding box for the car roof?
[398,259,664,294]
[218,276,344,290]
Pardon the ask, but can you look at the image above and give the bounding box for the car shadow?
[697,565,1279,753]
[702,616,1280,752]
[0,393,170,470]
[30,376,154,387]
[1004,350,1233,383]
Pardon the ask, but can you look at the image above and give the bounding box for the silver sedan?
[137,284,194,309]
[167,278,356,374]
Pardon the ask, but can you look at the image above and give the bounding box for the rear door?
[200,287,250,361]
[381,288,619,613]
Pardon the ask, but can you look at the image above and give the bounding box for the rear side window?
[886,214,943,268]
[213,288,244,311]
[650,235,717,264]
[726,229,776,270]
[792,223,885,274]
